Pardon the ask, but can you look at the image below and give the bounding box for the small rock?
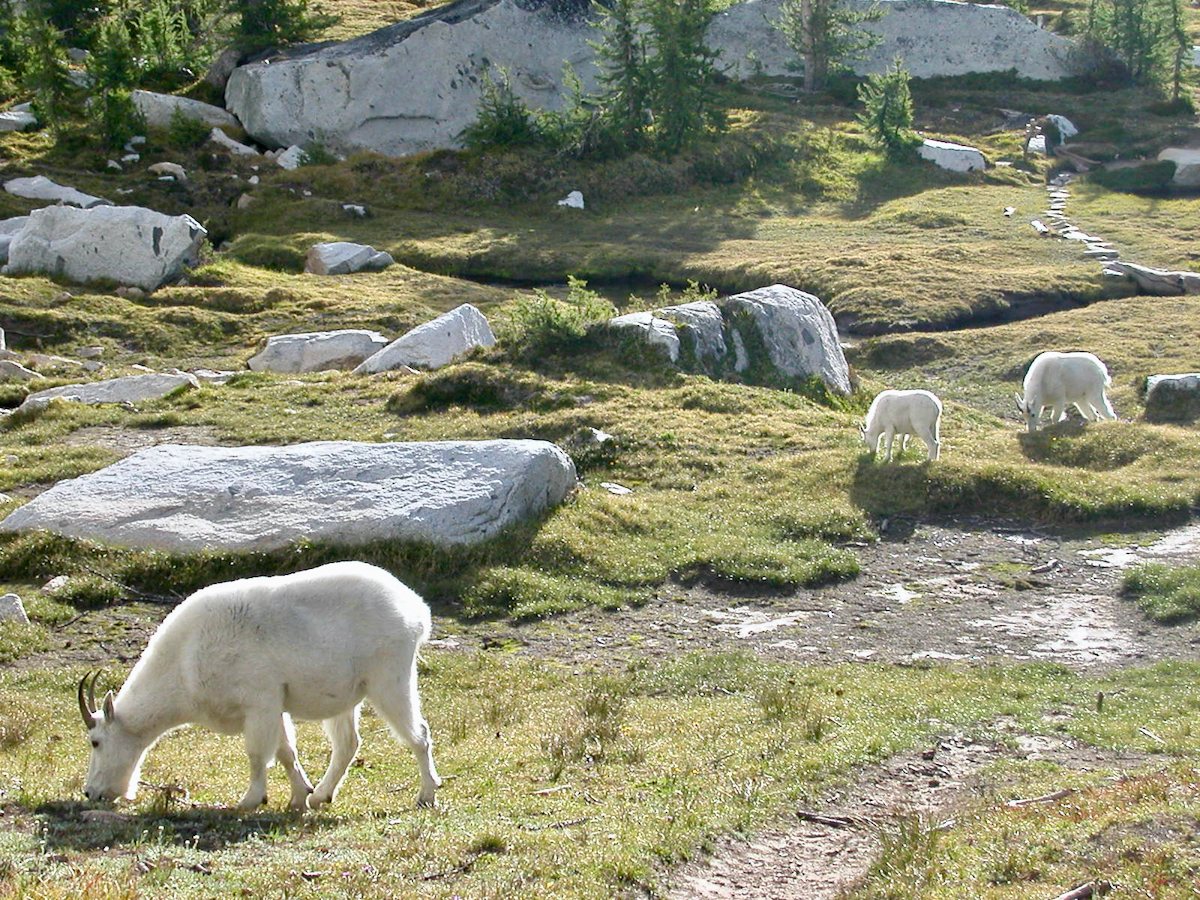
[248,175,260,185]
[343,204,368,217]
[27,353,83,370]
[557,190,585,209]
[148,162,187,183]
[209,127,259,157]
[106,159,122,171]
[41,575,69,593]
[275,145,305,170]
[0,593,29,624]
[122,153,141,164]
[76,346,104,359]
[235,192,257,209]
[0,360,44,381]
[116,286,147,300]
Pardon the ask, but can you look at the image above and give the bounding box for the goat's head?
[78,671,142,803]
[1013,392,1038,432]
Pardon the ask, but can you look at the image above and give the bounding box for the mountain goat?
[78,561,440,811]
[1015,351,1115,433]
[860,389,942,461]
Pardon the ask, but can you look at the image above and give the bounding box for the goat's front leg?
[276,714,314,811]
[240,711,283,810]
[883,429,896,461]
[309,705,361,809]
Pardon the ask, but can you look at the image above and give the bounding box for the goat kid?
[79,561,440,811]
[1015,350,1115,433]
[860,389,943,461]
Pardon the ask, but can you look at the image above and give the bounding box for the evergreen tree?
[856,56,918,161]
[19,11,77,130]
[642,0,724,155]
[591,0,648,149]
[228,0,339,52]
[776,0,881,92]
[88,13,144,148]
[1086,0,1187,86]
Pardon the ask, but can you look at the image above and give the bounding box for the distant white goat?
[79,561,440,811]
[1014,351,1115,433]
[860,389,943,461]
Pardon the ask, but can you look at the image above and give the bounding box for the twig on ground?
[1031,559,1061,574]
[796,811,856,828]
[1006,788,1073,808]
[1138,727,1167,745]
[1046,880,1112,900]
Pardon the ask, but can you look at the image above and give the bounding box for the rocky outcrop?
[304,241,394,275]
[1144,373,1200,423]
[131,90,242,131]
[0,439,578,552]
[3,205,206,291]
[604,284,851,394]
[1157,148,1200,188]
[248,329,391,372]
[0,215,28,265]
[17,372,199,412]
[918,139,986,172]
[0,105,37,132]
[354,303,496,373]
[4,175,110,209]
[226,0,1073,158]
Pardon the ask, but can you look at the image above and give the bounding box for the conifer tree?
[856,56,918,161]
[642,0,724,155]
[591,0,649,149]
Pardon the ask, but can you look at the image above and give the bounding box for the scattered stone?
[17,372,199,412]
[235,192,257,209]
[82,360,104,373]
[1046,114,1078,140]
[918,139,987,172]
[209,127,259,156]
[76,346,104,359]
[107,159,123,171]
[0,593,28,624]
[606,311,681,362]
[132,89,242,131]
[722,284,852,395]
[4,175,110,209]
[1104,260,1200,295]
[343,203,368,217]
[41,575,69,593]
[248,329,391,373]
[0,107,37,132]
[354,304,496,374]
[191,368,236,383]
[304,241,394,275]
[148,161,188,183]
[557,190,584,209]
[0,360,42,381]
[27,353,83,370]
[122,153,141,164]
[116,285,147,300]
[0,439,578,552]
[4,205,206,291]
[274,145,306,170]
[1031,219,1049,234]
[248,175,260,185]
[1144,373,1200,422]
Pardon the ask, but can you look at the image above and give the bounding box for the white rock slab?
[1145,373,1200,419]
[209,127,260,156]
[655,300,726,363]
[918,138,987,172]
[132,90,242,131]
[274,145,306,169]
[4,205,206,291]
[606,311,681,362]
[722,284,852,395]
[247,329,391,373]
[304,241,394,275]
[18,372,198,411]
[354,303,496,373]
[557,190,584,209]
[0,440,577,551]
[0,215,29,265]
[0,592,29,624]
[4,175,110,209]
[0,360,43,381]
[0,108,37,132]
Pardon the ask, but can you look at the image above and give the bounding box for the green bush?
[1123,562,1200,623]
[857,56,920,161]
[1088,160,1176,194]
[500,278,617,362]
[459,69,545,152]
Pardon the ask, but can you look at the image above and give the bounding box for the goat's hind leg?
[240,710,286,810]
[369,666,441,807]
[276,713,314,811]
[308,706,361,809]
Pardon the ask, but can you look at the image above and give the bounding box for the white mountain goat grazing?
[1014,351,1115,433]
[78,561,440,810]
[860,389,943,461]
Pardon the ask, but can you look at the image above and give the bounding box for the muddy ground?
[15,515,1200,899]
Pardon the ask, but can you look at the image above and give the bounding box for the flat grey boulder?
[0,592,28,624]
[1144,373,1200,422]
[4,205,206,291]
[607,311,681,362]
[354,303,496,373]
[1157,148,1200,187]
[0,360,43,381]
[4,175,110,208]
[132,90,242,131]
[0,107,37,132]
[248,329,391,372]
[226,0,1074,157]
[722,284,852,395]
[17,372,198,411]
[0,439,578,551]
[304,241,394,275]
[918,139,986,172]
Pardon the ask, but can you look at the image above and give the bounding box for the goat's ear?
[102,691,116,724]
[1013,392,1024,412]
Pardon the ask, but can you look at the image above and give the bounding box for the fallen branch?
[796,811,856,828]
[1046,880,1112,900]
[1031,559,1060,574]
[1104,260,1200,296]
[1139,727,1166,745]
[1006,788,1072,808]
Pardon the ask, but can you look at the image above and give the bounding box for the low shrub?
[1123,562,1200,623]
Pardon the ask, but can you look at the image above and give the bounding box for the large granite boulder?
[1144,373,1200,422]
[226,0,1074,157]
[16,372,199,412]
[0,215,28,265]
[132,90,242,131]
[304,241,394,275]
[1157,148,1200,188]
[0,440,577,551]
[248,329,391,372]
[354,303,496,373]
[3,205,206,291]
[4,175,110,209]
[604,285,851,394]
